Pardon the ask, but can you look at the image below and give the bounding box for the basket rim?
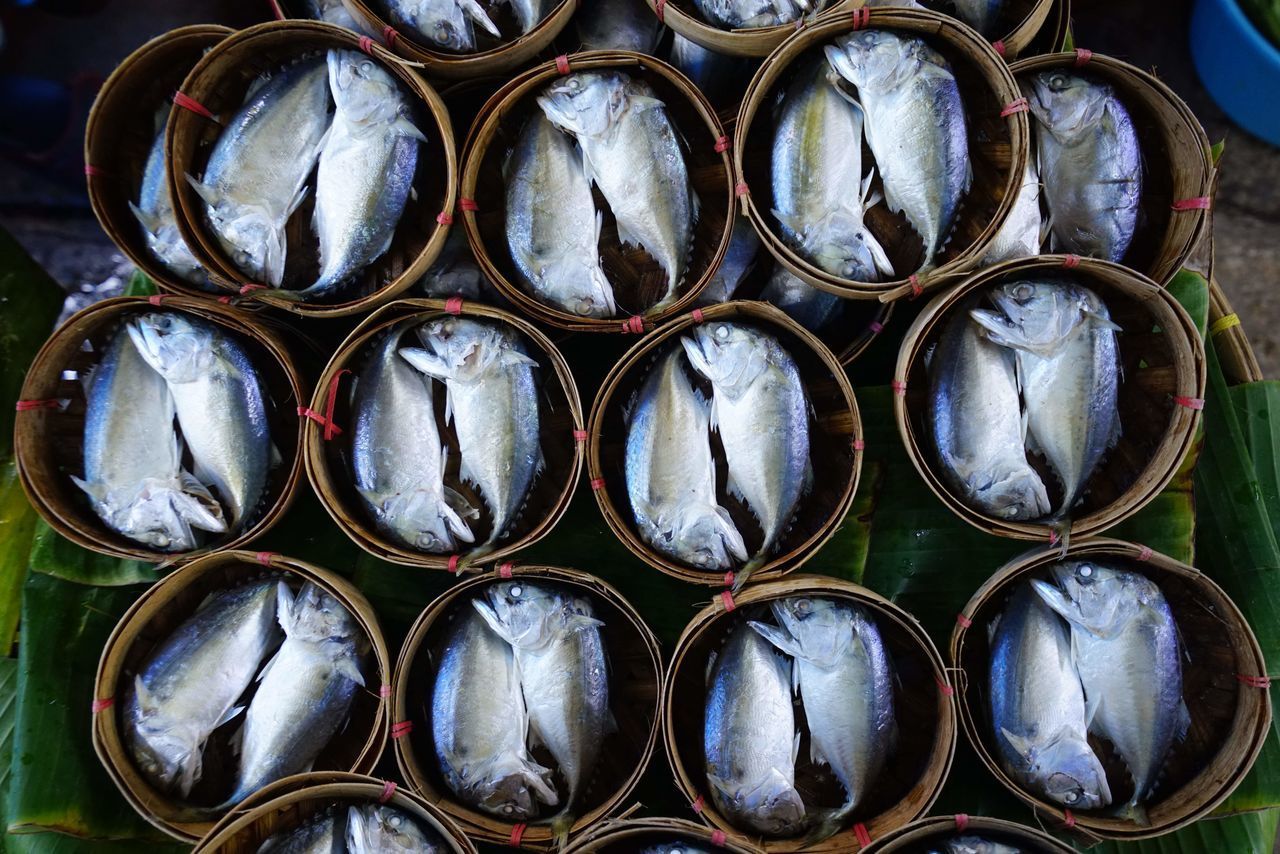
[859,814,1075,853]
[562,815,765,852]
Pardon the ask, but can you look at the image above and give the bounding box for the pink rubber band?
[734,182,749,198]
[572,430,588,442]
[383,26,399,46]
[91,697,114,714]
[691,308,705,324]
[992,39,1006,56]
[84,164,107,177]
[854,823,872,847]
[498,562,515,578]
[1173,395,1205,410]
[509,823,527,847]
[869,320,884,334]
[1063,254,1081,268]
[255,551,276,566]
[147,294,167,306]
[714,135,729,153]
[1172,196,1211,211]
[1001,97,1030,117]
[891,380,907,396]
[720,590,735,612]
[621,316,645,334]
[849,7,870,29]
[1237,674,1272,688]
[853,438,865,451]
[590,477,606,491]
[391,720,414,738]
[173,91,217,121]
[1136,544,1153,561]
[691,795,705,814]
[445,296,464,315]
[15,399,60,412]
[955,813,970,832]
[1074,48,1093,66]
[908,274,923,298]
[957,613,973,628]
[358,35,375,55]
[379,780,397,803]
[459,198,479,212]
[710,830,727,846]
[447,554,460,573]
[436,210,454,225]
[379,684,392,698]
[554,54,570,75]
[655,0,665,21]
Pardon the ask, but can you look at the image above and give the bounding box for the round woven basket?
[84,25,233,292]
[192,772,475,852]
[392,564,663,849]
[91,551,392,843]
[14,296,305,563]
[587,300,861,586]
[984,0,1056,59]
[340,0,576,78]
[894,255,1206,543]
[1025,0,1071,55]
[643,0,858,57]
[303,298,583,570]
[950,538,1272,841]
[860,815,1074,853]
[663,575,957,852]
[459,50,734,332]
[1009,52,1213,286]
[165,20,457,317]
[563,816,764,852]
[735,8,1029,302]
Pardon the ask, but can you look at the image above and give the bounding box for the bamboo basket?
[165,20,457,318]
[663,575,957,852]
[735,8,1029,302]
[303,298,584,570]
[860,815,1074,853]
[339,0,577,79]
[563,816,764,852]
[894,256,1206,543]
[91,551,392,843]
[1009,52,1213,286]
[643,0,858,58]
[1025,0,1071,55]
[985,0,1055,59]
[392,564,663,849]
[13,296,304,563]
[587,301,861,586]
[192,772,476,852]
[84,25,233,293]
[459,50,734,332]
[950,538,1272,841]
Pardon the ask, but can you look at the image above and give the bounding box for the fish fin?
[1030,578,1075,624]
[526,713,546,750]
[276,580,297,633]
[1085,309,1123,333]
[712,505,749,562]
[184,174,221,208]
[176,742,205,799]
[808,735,829,768]
[471,597,515,645]
[461,0,501,36]
[565,613,607,633]
[335,656,366,688]
[269,441,283,469]
[724,468,745,504]
[1084,688,1103,729]
[987,611,1001,645]
[500,349,540,369]
[866,225,895,278]
[704,649,718,685]
[129,201,163,237]
[771,208,808,243]
[256,646,283,684]
[70,475,105,504]
[215,704,245,728]
[393,115,427,143]
[346,805,368,850]
[398,346,454,381]
[1176,699,1191,741]
[792,729,802,765]
[998,726,1037,762]
[133,675,161,716]
[748,619,804,660]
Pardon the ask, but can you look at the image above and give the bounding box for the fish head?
[284,583,363,646]
[806,211,894,282]
[1035,736,1113,810]
[126,705,201,795]
[412,317,504,381]
[711,766,807,836]
[543,253,617,318]
[377,490,466,553]
[327,49,402,126]
[461,755,554,819]
[825,31,914,94]
[108,484,221,552]
[537,72,628,139]
[126,312,217,384]
[402,0,476,52]
[1039,562,1135,638]
[479,581,561,647]
[666,503,748,570]
[680,323,769,398]
[348,805,432,851]
[769,596,855,666]
[214,203,283,287]
[973,467,1051,521]
[984,281,1088,351]
[1026,71,1110,145]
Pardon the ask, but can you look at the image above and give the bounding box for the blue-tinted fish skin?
[132,125,205,285]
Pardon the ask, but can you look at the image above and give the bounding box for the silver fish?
[1033,563,1188,822]
[626,348,748,571]
[970,281,1121,515]
[347,804,445,853]
[503,0,549,33]
[953,0,1003,36]
[387,0,499,52]
[303,50,424,300]
[538,71,695,310]
[988,583,1111,810]
[643,846,714,854]
[400,318,542,554]
[303,0,363,30]
[826,31,971,271]
[695,0,809,28]
[74,327,226,551]
[188,58,331,288]
[352,324,475,552]
[475,582,610,830]
[432,607,559,819]
[1027,71,1141,262]
[983,157,1044,264]
[928,308,1050,521]
[696,215,760,305]
[932,837,1022,854]
[131,123,204,284]
[758,266,843,332]
[505,111,615,318]
[751,598,896,841]
[704,622,805,837]
[128,312,273,531]
[682,323,811,584]
[257,810,344,854]
[225,583,367,807]
[125,582,279,797]
[576,0,664,52]
[772,57,892,282]
[668,34,758,108]
[418,228,498,301]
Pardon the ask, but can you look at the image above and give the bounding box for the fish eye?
[714,324,729,340]
[1048,73,1069,91]
[568,78,581,92]
[510,585,523,597]
[501,804,515,815]
[573,299,593,316]
[360,61,374,74]
[795,598,811,613]
[388,815,402,828]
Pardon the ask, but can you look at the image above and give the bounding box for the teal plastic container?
[1191,0,1280,145]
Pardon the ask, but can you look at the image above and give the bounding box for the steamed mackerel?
[304,0,363,29]
[432,607,559,819]
[128,312,273,531]
[124,582,279,798]
[826,31,971,271]
[772,57,891,282]
[696,215,761,305]
[669,33,758,108]
[132,123,204,284]
[928,306,1050,521]
[971,281,1121,515]
[625,347,748,571]
[505,112,615,318]
[931,838,1022,854]
[982,157,1044,264]
[257,809,343,853]
[954,0,1004,36]
[683,322,811,583]
[695,0,812,28]
[352,324,475,552]
[189,58,330,288]
[704,622,805,837]
[577,0,664,52]
[347,804,445,853]
[1027,71,1141,262]
[644,845,714,854]
[400,318,542,553]
[304,50,423,299]
[387,0,499,52]
[988,583,1111,810]
[538,71,695,311]
[504,0,549,33]
[750,598,896,841]
[759,265,843,332]
[74,327,226,551]
[1033,563,1188,821]
[475,582,610,824]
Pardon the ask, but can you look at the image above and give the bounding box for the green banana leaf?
[1091,808,1280,854]
[28,522,161,587]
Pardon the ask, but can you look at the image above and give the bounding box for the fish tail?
[731,555,768,592]
[800,805,854,846]
[1113,800,1150,826]
[547,812,576,849]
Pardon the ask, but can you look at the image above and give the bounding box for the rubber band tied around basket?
[590,477,606,491]
[1000,97,1030,117]
[869,320,884,334]
[710,830,727,846]
[554,54,571,75]
[391,720,414,738]
[84,164,107,177]
[723,571,735,588]
[1136,544,1153,561]
[853,438,865,451]
[853,822,872,847]
[691,794,705,814]
[734,181,749,198]
[908,274,923,298]
[849,7,871,28]
[172,90,218,122]
[378,683,392,698]
[240,283,267,296]
[382,26,399,46]
[445,296,465,316]
[1210,313,1241,336]
[509,823,527,847]
[955,813,970,832]
[497,562,515,578]
[891,380,907,396]
[720,590,736,612]
[1173,395,1205,410]
[655,0,666,22]
[1062,809,1076,829]
[572,429,588,443]
[714,135,730,153]
[992,39,1006,56]
[936,674,955,697]
[255,551,277,566]
[91,697,114,714]
[1237,674,1272,688]
[1172,196,1211,211]
[459,198,479,212]
[690,308,706,324]
[358,35,376,55]
[1074,48,1093,66]
[621,316,645,334]
[15,399,61,412]
[147,294,169,306]
[378,780,397,803]
[447,554,460,573]
[436,210,454,225]
[1063,254,1081,269]
[298,405,343,438]
[957,612,973,628]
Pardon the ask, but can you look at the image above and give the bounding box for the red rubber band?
[358,35,375,55]
[734,181,749,198]
[908,274,923,298]
[854,822,872,847]
[1174,395,1205,410]
[383,26,399,46]
[713,135,729,153]
[84,164,107,177]
[1237,674,1272,688]
[955,813,969,832]
[710,830,727,846]
[321,368,351,441]
[298,406,343,437]
[378,684,392,698]
[590,477,606,491]
[891,380,907,396]
[957,613,973,629]
[655,0,665,21]
[720,590,736,612]
[723,571,735,587]
[1049,528,1061,546]
[1136,544,1153,561]
[992,39,1006,56]
[509,823,526,847]
[691,308,705,324]
[172,90,217,122]
[869,320,884,334]
[15,399,60,412]
[1063,809,1076,829]
[447,554,460,573]
[936,675,955,697]
[91,697,114,714]
[1000,97,1030,117]
[572,429,588,442]
[240,283,267,296]
[621,315,645,334]
[1172,196,1211,211]
[436,210,454,225]
[498,562,515,578]
[853,438,865,451]
[691,795,705,814]
[554,54,570,75]
[378,780,397,803]
[459,198,479,212]
[217,295,233,304]
[1063,254,1081,268]
[391,720,414,738]
[147,294,167,306]
[445,296,464,315]
[255,551,276,566]
[849,7,870,29]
